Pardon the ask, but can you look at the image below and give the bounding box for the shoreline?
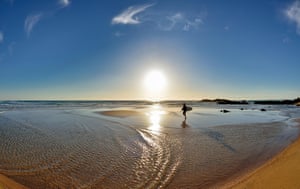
[228,119,300,189]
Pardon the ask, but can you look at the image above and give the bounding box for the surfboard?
[186,106,192,111]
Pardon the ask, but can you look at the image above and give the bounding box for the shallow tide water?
[0,102,299,188]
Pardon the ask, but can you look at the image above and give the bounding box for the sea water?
[0,101,299,188]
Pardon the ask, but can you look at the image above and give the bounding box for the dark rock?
[200,99,248,104]
[254,97,300,105]
[220,109,230,113]
[216,99,249,105]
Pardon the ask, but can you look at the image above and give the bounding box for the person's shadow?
[181,120,189,128]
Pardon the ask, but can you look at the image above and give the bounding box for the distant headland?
[201,97,300,106]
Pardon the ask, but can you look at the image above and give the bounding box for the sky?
[0,0,300,100]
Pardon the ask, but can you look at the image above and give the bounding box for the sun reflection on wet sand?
[146,104,166,132]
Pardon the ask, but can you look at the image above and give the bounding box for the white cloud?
[183,17,203,31]
[285,0,300,34]
[166,13,184,30]
[0,32,3,43]
[23,1,69,37]
[160,13,203,31]
[59,0,70,8]
[24,13,43,37]
[112,4,154,25]
[111,4,204,32]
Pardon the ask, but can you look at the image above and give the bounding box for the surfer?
[181,103,188,120]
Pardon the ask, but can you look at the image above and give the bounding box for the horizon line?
[1,98,299,102]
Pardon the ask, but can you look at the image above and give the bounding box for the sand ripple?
[0,110,181,188]
[0,108,298,189]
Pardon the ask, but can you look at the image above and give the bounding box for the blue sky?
[0,0,300,100]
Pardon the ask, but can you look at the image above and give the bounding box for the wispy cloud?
[159,13,203,31]
[114,31,125,37]
[112,4,154,25]
[0,31,3,43]
[59,0,70,8]
[183,17,203,31]
[23,1,69,37]
[24,13,43,37]
[285,0,300,34]
[111,4,205,32]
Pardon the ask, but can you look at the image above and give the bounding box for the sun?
[144,70,167,100]
[144,70,167,91]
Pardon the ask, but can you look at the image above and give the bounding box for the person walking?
[181,103,188,120]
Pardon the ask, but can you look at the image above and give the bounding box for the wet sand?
[0,106,299,188]
[230,120,300,189]
[0,174,28,189]
[99,110,141,117]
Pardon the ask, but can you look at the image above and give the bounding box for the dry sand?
[0,174,28,189]
[231,120,300,189]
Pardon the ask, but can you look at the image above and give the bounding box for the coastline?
[228,119,300,189]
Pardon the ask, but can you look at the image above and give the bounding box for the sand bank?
[0,174,28,189]
[231,119,300,189]
[99,110,141,117]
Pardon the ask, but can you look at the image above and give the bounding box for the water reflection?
[181,120,189,128]
[147,104,166,132]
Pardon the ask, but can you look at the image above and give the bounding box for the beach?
[0,101,299,188]
[0,174,28,189]
[230,119,300,189]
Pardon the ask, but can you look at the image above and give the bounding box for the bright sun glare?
[144,70,167,100]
